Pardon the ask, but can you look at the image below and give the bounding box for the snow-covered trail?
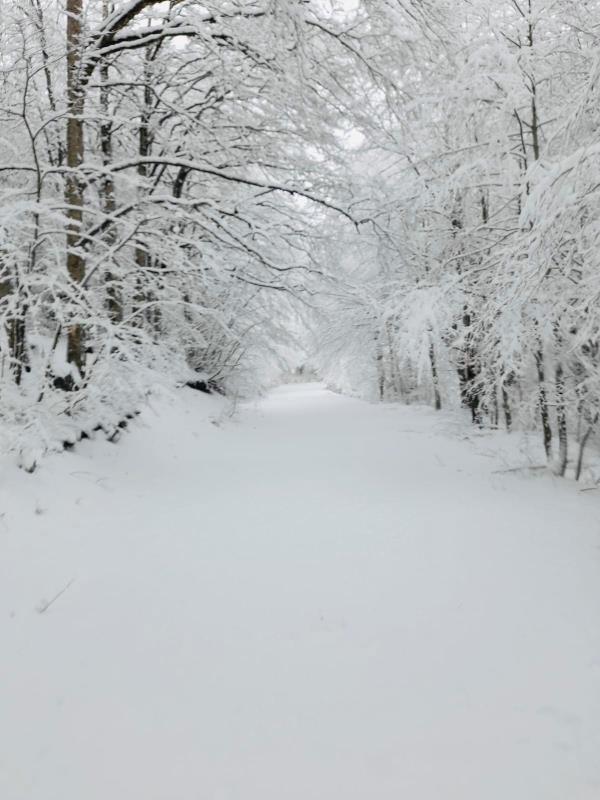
[1,383,600,800]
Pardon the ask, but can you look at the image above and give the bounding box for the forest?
[1,0,599,476]
[3,4,600,799]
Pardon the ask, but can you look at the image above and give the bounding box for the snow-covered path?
[2,383,600,800]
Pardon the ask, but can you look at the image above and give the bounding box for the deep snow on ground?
[1,383,600,800]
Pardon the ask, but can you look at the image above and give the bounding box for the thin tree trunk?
[0,271,27,385]
[534,348,552,460]
[132,40,157,326]
[457,309,481,424]
[30,0,64,165]
[502,383,512,432]
[429,340,441,410]
[374,330,384,400]
[555,360,568,476]
[490,380,498,427]
[385,320,401,399]
[575,424,594,482]
[100,1,121,323]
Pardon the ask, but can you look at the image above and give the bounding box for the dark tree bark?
[457,309,481,424]
[555,360,568,477]
[534,348,552,460]
[0,273,27,385]
[429,341,441,410]
[65,0,86,377]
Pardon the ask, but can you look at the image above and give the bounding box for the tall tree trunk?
[100,1,121,323]
[65,0,86,377]
[132,41,157,327]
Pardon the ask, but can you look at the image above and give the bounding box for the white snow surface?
[1,383,600,800]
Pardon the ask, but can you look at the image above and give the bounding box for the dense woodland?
[1,0,599,476]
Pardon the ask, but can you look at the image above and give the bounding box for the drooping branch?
[76,157,360,223]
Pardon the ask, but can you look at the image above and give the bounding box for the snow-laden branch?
[80,157,358,223]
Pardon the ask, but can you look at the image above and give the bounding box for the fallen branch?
[36,579,75,615]
[492,465,547,474]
